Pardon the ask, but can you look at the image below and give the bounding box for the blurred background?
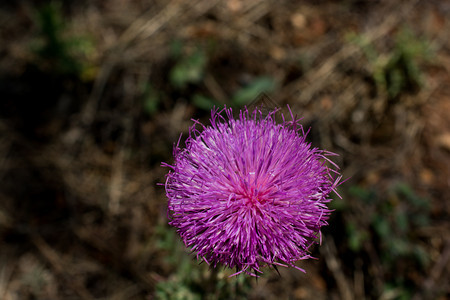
[0,0,449,299]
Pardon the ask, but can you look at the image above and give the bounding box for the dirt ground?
[0,0,449,299]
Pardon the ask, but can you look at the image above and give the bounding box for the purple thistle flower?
[163,106,342,276]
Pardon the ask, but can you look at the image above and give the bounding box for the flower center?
[239,171,268,206]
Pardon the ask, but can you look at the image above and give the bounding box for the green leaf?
[231,77,276,107]
[170,49,207,89]
[142,84,160,116]
[346,222,368,252]
[192,94,220,110]
[348,185,376,204]
[373,214,391,239]
[395,210,409,234]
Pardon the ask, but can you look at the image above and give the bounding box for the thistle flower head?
[163,106,341,276]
